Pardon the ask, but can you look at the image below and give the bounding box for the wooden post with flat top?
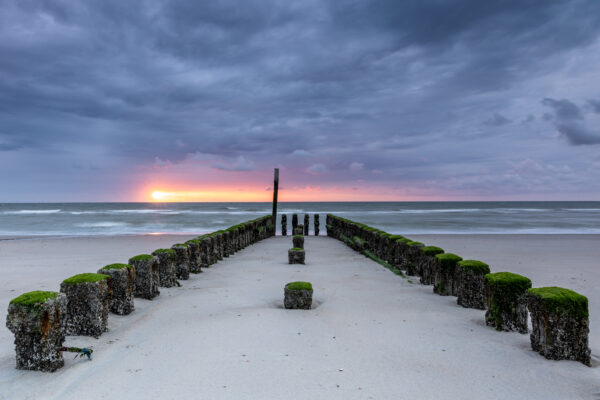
[272,168,279,233]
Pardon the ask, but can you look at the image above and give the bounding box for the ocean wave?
[2,209,62,215]
[75,222,129,228]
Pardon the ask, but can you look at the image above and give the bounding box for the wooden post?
[272,168,279,231]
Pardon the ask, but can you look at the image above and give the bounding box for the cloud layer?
[1,0,600,200]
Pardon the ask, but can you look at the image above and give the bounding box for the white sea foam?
[2,209,62,215]
[75,222,129,228]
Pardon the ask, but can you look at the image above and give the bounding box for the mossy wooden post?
[293,234,304,249]
[394,238,410,270]
[484,272,531,333]
[405,241,424,276]
[171,244,190,280]
[314,214,320,236]
[185,239,203,273]
[6,291,67,372]
[284,282,313,309]
[129,254,160,300]
[418,246,444,285]
[387,235,405,265]
[152,249,177,287]
[292,214,298,232]
[303,214,309,235]
[288,248,305,264]
[294,224,304,236]
[456,260,490,308]
[200,236,214,267]
[222,230,232,257]
[527,287,591,366]
[60,273,111,337]
[281,214,287,236]
[97,263,135,315]
[433,253,462,295]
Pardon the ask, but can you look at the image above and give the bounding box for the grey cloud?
[2,0,600,199]
[0,142,21,151]
[588,100,600,114]
[483,113,511,126]
[541,98,582,120]
[542,98,600,146]
[212,156,256,171]
[555,122,600,146]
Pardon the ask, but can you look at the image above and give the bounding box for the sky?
[1,0,600,202]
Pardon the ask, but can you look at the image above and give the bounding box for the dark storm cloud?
[483,113,511,127]
[542,99,583,120]
[542,98,600,146]
[2,0,600,199]
[588,100,600,114]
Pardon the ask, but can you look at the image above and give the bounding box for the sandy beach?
[1,234,599,399]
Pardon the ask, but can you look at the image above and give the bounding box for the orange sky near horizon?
[140,185,421,202]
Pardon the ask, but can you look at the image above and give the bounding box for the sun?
[151,191,171,201]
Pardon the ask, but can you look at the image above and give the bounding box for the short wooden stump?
[284,282,313,309]
[60,273,111,337]
[527,287,591,366]
[97,263,135,315]
[6,291,67,372]
[288,248,305,264]
[484,272,531,333]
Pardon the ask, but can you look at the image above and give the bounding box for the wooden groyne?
[5,215,275,372]
[326,214,591,366]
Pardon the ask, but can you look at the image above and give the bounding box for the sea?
[0,202,599,238]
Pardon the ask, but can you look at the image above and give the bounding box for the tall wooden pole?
[272,168,279,229]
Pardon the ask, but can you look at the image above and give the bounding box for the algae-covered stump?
[288,248,306,264]
[284,282,313,309]
[171,244,190,280]
[304,214,309,235]
[294,224,304,236]
[405,241,424,276]
[293,234,304,249]
[419,246,445,286]
[6,291,67,372]
[314,214,320,236]
[484,272,531,333]
[199,236,214,267]
[97,263,135,315]
[433,253,462,296]
[152,249,177,287]
[60,273,111,337]
[185,240,203,273]
[527,287,591,366]
[456,260,490,309]
[281,214,287,236]
[129,254,160,300]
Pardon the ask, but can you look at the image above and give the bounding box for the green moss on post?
[406,241,424,246]
[458,260,490,275]
[421,246,444,256]
[527,287,588,319]
[9,291,59,309]
[102,263,132,270]
[286,281,313,291]
[153,248,176,256]
[129,254,154,263]
[62,273,110,285]
[436,253,462,269]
